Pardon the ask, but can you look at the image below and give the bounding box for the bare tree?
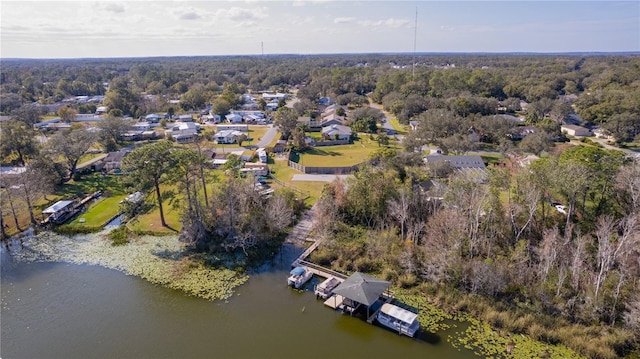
[594,215,617,300]
[265,193,293,235]
[387,185,411,241]
[623,289,640,334]
[616,159,640,214]
[537,226,563,286]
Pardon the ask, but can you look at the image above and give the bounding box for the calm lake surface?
[1,241,477,359]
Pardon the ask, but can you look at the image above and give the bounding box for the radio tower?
[412,7,418,79]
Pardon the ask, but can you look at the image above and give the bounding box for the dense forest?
[1,53,640,358]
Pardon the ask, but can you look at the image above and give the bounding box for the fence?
[287,150,362,175]
[270,176,310,199]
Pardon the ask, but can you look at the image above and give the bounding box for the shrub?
[109,226,130,246]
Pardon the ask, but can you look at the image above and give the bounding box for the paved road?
[369,102,397,135]
[255,124,278,148]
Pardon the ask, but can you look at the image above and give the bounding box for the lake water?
[1,241,477,359]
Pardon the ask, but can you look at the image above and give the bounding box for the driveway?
[255,124,278,148]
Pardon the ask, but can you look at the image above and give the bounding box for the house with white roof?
[214,130,243,144]
[226,113,243,124]
[166,122,199,143]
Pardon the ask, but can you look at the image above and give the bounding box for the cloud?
[103,3,125,14]
[180,12,201,20]
[292,0,332,7]
[357,18,409,29]
[334,17,355,24]
[215,7,268,21]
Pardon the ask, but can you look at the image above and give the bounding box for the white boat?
[288,266,313,289]
[314,277,341,299]
[376,303,420,337]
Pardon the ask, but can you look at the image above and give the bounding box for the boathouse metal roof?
[332,272,390,306]
[42,200,74,214]
[380,303,418,324]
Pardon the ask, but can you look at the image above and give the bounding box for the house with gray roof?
[321,124,352,140]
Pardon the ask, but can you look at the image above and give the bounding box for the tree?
[97,115,133,151]
[211,98,232,117]
[0,119,38,166]
[350,107,383,133]
[519,130,553,155]
[236,133,247,147]
[46,127,96,180]
[122,140,175,227]
[273,106,298,140]
[10,105,43,126]
[57,106,77,123]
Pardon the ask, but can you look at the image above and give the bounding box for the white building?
[166,122,199,143]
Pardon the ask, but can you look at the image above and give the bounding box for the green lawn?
[295,137,379,167]
[388,117,407,134]
[69,194,127,228]
[127,184,183,235]
[269,158,323,205]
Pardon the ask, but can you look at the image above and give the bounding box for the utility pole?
[412,7,417,80]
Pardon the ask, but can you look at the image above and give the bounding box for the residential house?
[265,102,279,111]
[322,124,352,140]
[510,126,537,140]
[132,122,152,132]
[177,114,193,122]
[261,92,288,101]
[256,148,268,163]
[166,122,199,143]
[424,154,487,182]
[561,125,591,137]
[97,149,132,172]
[320,114,346,127]
[216,124,249,132]
[95,106,108,114]
[214,130,243,144]
[318,97,333,106]
[273,140,288,153]
[145,114,162,123]
[241,162,269,176]
[226,113,243,124]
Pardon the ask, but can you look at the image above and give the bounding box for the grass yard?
[127,184,183,235]
[294,137,379,167]
[268,159,322,204]
[68,194,127,228]
[388,117,407,134]
[244,125,269,146]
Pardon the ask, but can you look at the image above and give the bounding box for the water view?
[1,239,476,359]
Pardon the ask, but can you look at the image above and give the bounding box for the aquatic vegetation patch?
[9,230,248,301]
[394,288,584,358]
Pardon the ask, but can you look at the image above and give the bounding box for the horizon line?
[2,51,640,61]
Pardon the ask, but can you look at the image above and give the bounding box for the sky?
[1,0,638,59]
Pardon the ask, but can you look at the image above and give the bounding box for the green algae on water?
[9,231,248,301]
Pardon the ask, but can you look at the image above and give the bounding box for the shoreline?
[2,229,248,301]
